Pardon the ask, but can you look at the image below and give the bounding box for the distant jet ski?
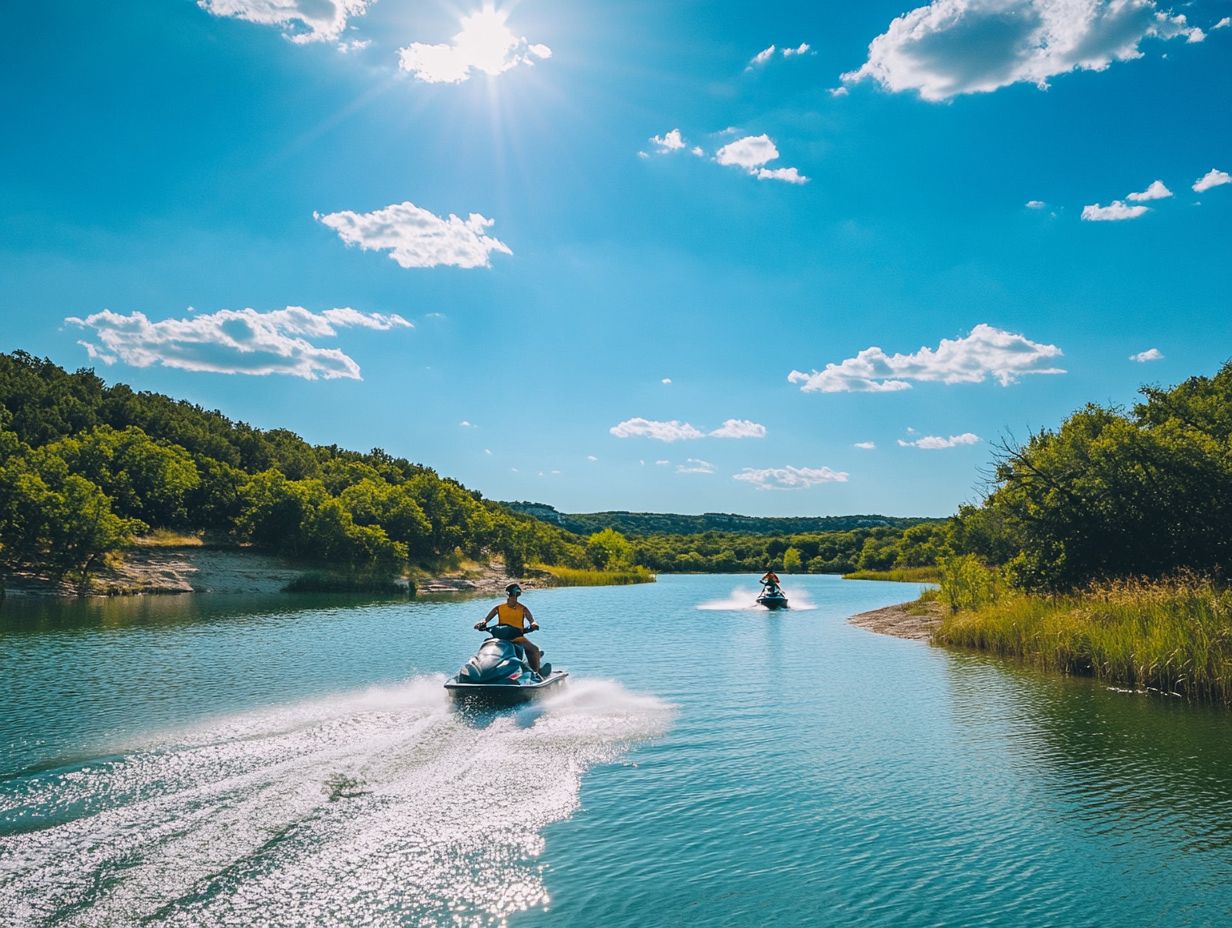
[445,623,568,705]
[756,583,790,610]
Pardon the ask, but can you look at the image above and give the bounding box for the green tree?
[587,527,633,570]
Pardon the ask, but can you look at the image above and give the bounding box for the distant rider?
[475,583,543,675]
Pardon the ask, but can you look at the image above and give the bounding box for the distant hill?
[501,502,936,536]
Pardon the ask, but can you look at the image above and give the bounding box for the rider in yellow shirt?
[475,583,543,675]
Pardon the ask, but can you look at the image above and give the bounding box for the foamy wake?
[0,677,672,927]
[696,585,817,611]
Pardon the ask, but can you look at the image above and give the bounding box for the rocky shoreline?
[847,599,943,642]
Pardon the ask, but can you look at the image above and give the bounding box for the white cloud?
[655,459,671,466]
[484,448,493,455]
[843,0,1204,101]
[197,0,370,44]
[748,45,777,69]
[1026,199,1046,209]
[677,458,716,475]
[708,419,768,439]
[733,465,849,491]
[1215,17,1230,29]
[398,6,550,84]
[1193,168,1232,192]
[1081,200,1150,221]
[789,323,1065,393]
[315,201,511,269]
[1130,347,1164,362]
[715,135,808,184]
[650,129,687,154]
[587,455,599,462]
[829,86,850,97]
[691,146,704,157]
[783,43,811,56]
[897,432,980,449]
[610,418,705,442]
[854,441,877,450]
[661,377,672,384]
[67,305,410,380]
[1127,179,1172,201]
[459,420,475,428]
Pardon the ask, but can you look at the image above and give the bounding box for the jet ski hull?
[757,594,790,610]
[445,670,569,705]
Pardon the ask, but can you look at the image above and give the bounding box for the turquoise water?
[2,574,1232,926]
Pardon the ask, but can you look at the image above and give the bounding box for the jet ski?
[756,583,790,610]
[444,623,568,705]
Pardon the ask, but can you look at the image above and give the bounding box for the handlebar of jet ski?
[477,623,539,639]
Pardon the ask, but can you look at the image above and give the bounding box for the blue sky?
[2,0,1229,517]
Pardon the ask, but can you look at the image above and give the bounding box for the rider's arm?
[474,605,499,630]
[522,604,538,630]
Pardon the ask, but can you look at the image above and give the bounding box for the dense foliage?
[502,502,926,536]
[956,361,1232,591]
[0,352,588,581]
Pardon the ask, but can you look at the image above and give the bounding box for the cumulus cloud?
[609,417,766,441]
[67,306,410,380]
[733,465,849,491]
[788,323,1064,393]
[610,418,705,442]
[897,432,981,449]
[1193,168,1232,192]
[854,441,877,450]
[709,419,768,439]
[650,129,687,154]
[587,455,599,462]
[1127,179,1172,201]
[1081,200,1150,221]
[315,201,511,269]
[398,6,550,84]
[677,458,716,475]
[661,377,672,384]
[197,0,370,44]
[1215,17,1230,29]
[715,134,808,184]
[843,0,1204,101]
[1130,347,1164,362]
[783,43,811,56]
[1026,199,1047,208]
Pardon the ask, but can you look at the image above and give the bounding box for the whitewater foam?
[0,676,672,927]
[696,585,817,611]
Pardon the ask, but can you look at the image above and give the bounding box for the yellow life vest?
[496,603,526,631]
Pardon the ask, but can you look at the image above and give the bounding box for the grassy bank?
[934,577,1232,704]
[536,564,656,587]
[843,566,942,583]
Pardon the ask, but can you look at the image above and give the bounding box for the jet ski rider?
[761,568,781,593]
[475,583,543,675]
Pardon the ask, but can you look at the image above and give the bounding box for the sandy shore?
[847,599,943,642]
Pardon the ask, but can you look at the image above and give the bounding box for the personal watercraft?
[444,623,568,705]
[756,583,790,610]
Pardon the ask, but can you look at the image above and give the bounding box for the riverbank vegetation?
[842,567,942,583]
[930,361,1232,701]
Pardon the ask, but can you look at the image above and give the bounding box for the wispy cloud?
[677,458,715,475]
[1127,180,1172,201]
[715,135,807,184]
[67,306,410,380]
[1193,168,1231,193]
[610,419,705,442]
[610,417,767,441]
[746,42,811,70]
[897,433,980,449]
[1081,200,1150,221]
[1130,347,1164,362]
[398,6,550,84]
[733,465,849,490]
[843,0,1203,101]
[1026,200,1047,209]
[315,201,511,269]
[789,324,1064,393]
[611,419,763,438]
[854,441,876,450]
[197,0,371,45]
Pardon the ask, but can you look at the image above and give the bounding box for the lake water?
[2,574,1231,927]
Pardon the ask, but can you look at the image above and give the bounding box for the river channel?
[2,574,1230,926]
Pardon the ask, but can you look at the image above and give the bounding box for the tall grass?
[535,564,656,587]
[842,566,942,583]
[935,575,1232,704]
